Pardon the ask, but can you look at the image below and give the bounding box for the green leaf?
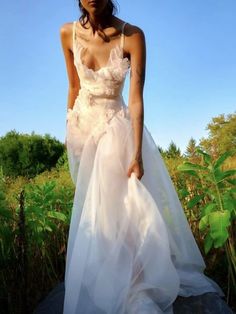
[178,169,199,177]
[178,188,189,199]
[204,233,214,254]
[223,196,236,213]
[201,203,217,217]
[196,148,212,165]
[226,178,236,186]
[215,169,236,184]
[214,151,234,169]
[199,214,209,231]
[177,162,208,172]
[208,211,230,247]
[187,194,205,209]
[45,225,53,232]
[47,211,67,223]
[203,153,212,165]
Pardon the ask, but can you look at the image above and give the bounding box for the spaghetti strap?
[120,22,127,51]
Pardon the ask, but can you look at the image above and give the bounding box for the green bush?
[0,130,65,178]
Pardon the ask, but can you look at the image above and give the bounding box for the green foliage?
[178,148,236,293]
[1,112,236,310]
[0,167,16,269]
[200,113,236,156]
[0,130,65,178]
[56,150,69,171]
[0,168,74,313]
[165,141,182,159]
[185,137,197,157]
[23,181,71,243]
[178,149,235,250]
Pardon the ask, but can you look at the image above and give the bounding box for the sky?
[0,0,235,153]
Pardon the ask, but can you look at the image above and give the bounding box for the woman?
[60,1,224,313]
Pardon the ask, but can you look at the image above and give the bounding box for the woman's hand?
[127,157,144,180]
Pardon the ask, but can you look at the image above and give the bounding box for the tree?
[0,130,65,178]
[184,138,201,163]
[165,141,182,159]
[200,113,236,157]
[185,138,197,157]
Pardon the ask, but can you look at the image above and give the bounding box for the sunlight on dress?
[63,21,224,314]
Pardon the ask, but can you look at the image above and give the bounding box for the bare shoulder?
[60,22,74,52]
[60,22,73,38]
[123,23,146,54]
[125,23,145,41]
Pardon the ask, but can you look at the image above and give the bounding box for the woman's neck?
[87,12,113,31]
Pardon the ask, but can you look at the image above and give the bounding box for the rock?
[173,292,235,314]
[33,282,235,314]
[34,282,65,314]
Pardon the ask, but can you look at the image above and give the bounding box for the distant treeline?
[0,112,235,178]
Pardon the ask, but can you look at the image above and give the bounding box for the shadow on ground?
[33,282,235,314]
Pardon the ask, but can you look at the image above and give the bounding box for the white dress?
[63,21,224,314]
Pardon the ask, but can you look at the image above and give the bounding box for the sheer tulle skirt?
[63,104,224,314]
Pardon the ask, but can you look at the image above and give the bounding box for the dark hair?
[77,0,118,38]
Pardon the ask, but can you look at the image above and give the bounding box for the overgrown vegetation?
[0,130,64,178]
[0,113,235,313]
[178,149,236,299]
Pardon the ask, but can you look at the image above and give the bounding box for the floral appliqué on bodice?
[66,21,131,158]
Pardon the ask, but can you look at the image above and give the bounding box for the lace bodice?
[72,20,130,102]
[66,21,131,158]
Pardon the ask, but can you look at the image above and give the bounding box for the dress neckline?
[73,21,128,73]
[77,42,123,74]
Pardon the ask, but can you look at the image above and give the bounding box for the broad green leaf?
[213,168,223,182]
[223,196,236,213]
[208,211,230,247]
[213,234,228,248]
[223,189,236,197]
[187,194,205,209]
[177,162,208,172]
[47,211,67,223]
[178,169,199,177]
[215,169,236,184]
[226,178,236,186]
[204,233,214,254]
[201,203,216,217]
[214,151,234,169]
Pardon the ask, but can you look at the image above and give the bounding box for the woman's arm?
[126,25,146,178]
[60,23,80,112]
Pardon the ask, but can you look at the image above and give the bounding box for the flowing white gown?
[63,21,224,314]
